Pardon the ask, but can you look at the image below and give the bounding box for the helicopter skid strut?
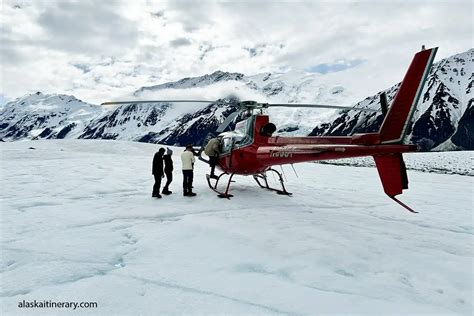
[253,168,292,196]
[206,168,292,198]
[206,173,235,199]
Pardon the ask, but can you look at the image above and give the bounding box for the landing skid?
[390,196,418,213]
[253,168,292,196]
[206,168,292,198]
[206,173,235,199]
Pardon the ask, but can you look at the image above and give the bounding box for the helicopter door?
[221,136,233,154]
[221,136,235,168]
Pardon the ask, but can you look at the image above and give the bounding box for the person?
[181,144,196,197]
[162,147,173,195]
[204,137,220,179]
[152,147,165,198]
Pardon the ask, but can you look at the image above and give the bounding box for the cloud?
[72,63,92,74]
[35,0,138,55]
[243,43,285,58]
[166,1,215,32]
[0,94,9,107]
[243,44,266,57]
[198,44,215,61]
[1,0,472,105]
[151,10,164,18]
[170,38,192,48]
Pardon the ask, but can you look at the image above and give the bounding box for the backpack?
[204,138,217,156]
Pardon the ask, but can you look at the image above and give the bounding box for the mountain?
[136,100,240,146]
[133,71,246,95]
[76,68,355,145]
[1,49,472,150]
[0,92,103,141]
[78,99,240,147]
[309,49,474,151]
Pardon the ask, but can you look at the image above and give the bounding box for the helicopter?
[103,47,438,213]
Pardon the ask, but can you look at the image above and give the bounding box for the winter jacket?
[163,154,173,172]
[181,150,195,170]
[152,152,164,175]
[204,138,220,157]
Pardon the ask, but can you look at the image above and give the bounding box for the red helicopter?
[103,47,438,212]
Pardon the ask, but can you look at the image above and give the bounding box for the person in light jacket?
[181,144,196,197]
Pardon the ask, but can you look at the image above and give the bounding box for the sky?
[0,0,472,105]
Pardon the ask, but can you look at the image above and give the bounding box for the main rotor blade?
[216,110,244,133]
[101,100,216,106]
[266,103,380,113]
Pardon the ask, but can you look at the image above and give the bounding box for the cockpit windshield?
[234,119,248,135]
[218,116,255,155]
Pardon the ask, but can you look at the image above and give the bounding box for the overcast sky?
[0,0,472,105]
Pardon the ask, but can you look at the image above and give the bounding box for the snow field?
[0,140,472,315]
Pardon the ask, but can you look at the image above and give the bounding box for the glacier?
[0,140,472,315]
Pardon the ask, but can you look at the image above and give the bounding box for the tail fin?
[374,153,417,213]
[379,47,438,144]
[374,154,408,196]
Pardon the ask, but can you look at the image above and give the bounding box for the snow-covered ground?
[317,151,473,176]
[0,140,472,315]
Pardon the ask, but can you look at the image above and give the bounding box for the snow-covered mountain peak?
[132,66,352,104]
[133,70,246,97]
[0,92,103,141]
[4,92,99,113]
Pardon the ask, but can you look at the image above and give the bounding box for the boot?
[210,174,219,180]
[162,188,172,195]
[155,193,162,199]
[187,191,197,197]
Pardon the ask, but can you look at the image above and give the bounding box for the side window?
[222,137,233,153]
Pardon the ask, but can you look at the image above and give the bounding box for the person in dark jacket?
[162,147,173,195]
[152,148,166,198]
